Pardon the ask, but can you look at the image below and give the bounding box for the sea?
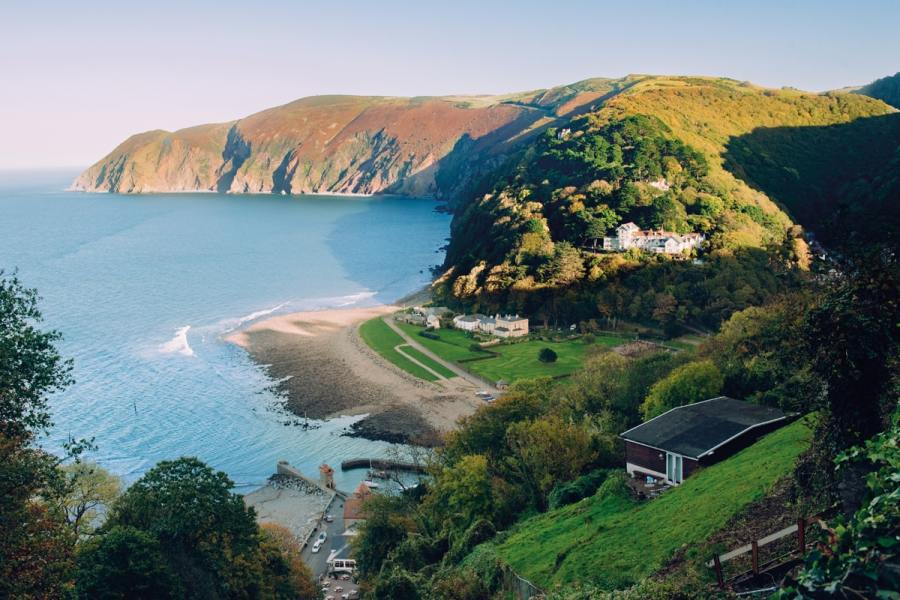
[0,170,451,491]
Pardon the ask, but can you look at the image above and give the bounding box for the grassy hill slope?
[495,416,812,591]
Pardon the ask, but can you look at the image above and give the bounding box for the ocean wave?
[219,291,378,333]
[159,326,195,357]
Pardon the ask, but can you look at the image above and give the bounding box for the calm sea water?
[0,170,450,490]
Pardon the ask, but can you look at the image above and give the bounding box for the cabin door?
[666,452,683,484]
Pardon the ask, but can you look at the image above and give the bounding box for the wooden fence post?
[713,554,725,589]
[751,540,759,574]
[798,518,806,554]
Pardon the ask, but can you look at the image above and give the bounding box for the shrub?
[548,469,612,509]
[538,348,558,363]
[419,330,440,340]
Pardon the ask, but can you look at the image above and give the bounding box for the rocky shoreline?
[225,305,479,445]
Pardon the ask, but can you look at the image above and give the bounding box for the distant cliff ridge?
[72,81,621,199]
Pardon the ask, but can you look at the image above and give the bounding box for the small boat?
[367,469,389,479]
[362,480,381,489]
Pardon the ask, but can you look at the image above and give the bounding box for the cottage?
[602,222,704,254]
[411,306,451,329]
[343,482,374,529]
[620,397,788,485]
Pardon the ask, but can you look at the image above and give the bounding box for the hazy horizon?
[2,0,898,169]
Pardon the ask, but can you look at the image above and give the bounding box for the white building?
[452,314,528,338]
[603,222,704,254]
[494,315,529,338]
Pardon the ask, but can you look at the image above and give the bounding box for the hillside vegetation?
[436,76,898,328]
[854,71,900,108]
[495,417,812,590]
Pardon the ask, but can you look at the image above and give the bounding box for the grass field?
[359,318,446,381]
[496,417,812,590]
[397,322,627,383]
[399,344,456,378]
[397,323,484,362]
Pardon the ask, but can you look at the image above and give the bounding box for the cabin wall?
[626,441,666,475]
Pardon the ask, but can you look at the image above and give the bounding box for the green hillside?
[854,71,900,108]
[435,76,899,330]
[495,417,812,591]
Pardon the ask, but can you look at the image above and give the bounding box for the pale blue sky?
[1,0,897,168]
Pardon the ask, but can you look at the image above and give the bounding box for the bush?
[419,330,440,340]
[538,348,558,363]
[548,469,612,509]
[469,342,483,352]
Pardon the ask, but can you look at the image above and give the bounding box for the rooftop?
[620,397,787,459]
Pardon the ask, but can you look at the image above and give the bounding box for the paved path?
[393,344,448,381]
[383,317,499,395]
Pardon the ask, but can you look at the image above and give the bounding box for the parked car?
[311,541,321,553]
[317,532,327,543]
[324,513,334,523]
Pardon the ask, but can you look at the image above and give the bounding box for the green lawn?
[397,322,484,362]
[359,318,441,381]
[399,345,457,379]
[496,417,813,590]
[466,339,592,382]
[397,322,626,383]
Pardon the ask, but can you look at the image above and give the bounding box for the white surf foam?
[159,326,195,357]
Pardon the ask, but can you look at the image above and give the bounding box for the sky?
[1,0,898,169]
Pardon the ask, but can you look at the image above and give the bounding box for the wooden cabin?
[620,397,789,485]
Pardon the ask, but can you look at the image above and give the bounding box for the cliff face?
[73,85,614,198]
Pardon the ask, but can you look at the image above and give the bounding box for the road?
[383,316,499,395]
[300,494,348,578]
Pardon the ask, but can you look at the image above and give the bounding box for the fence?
[707,515,824,590]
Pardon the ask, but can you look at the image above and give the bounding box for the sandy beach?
[225,305,481,444]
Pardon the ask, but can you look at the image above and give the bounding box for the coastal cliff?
[72,80,621,199]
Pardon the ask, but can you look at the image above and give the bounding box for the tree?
[0,271,74,439]
[0,272,77,599]
[257,523,318,600]
[106,457,261,598]
[75,526,179,600]
[60,461,122,538]
[432,454,494,528]
[538,347,558,363]
[505,415,597,510]
[802,248,899,451]
[640,359,724,419]
[353,495,416,577]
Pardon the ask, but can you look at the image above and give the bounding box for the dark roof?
[620,397,787,459]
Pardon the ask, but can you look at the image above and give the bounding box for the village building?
[452,313,529,337]
[400,306,451,328]
[343,482,374,530]
[620,397,789,485]
[494,314,529,338]
[603,222,704,254]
